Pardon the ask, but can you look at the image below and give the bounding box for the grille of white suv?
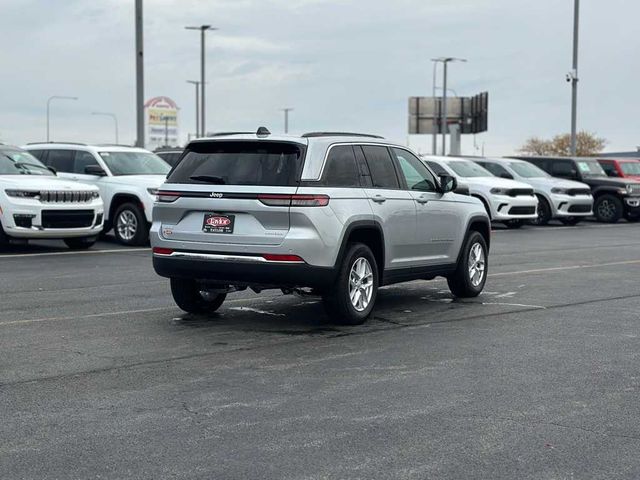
[39,191,97,203]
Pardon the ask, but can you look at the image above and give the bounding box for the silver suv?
[151,129,491,324]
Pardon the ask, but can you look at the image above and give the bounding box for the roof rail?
[301,132,384,139]
[95,144,137,148]
[26,141,87,146]
[201,132,255,137]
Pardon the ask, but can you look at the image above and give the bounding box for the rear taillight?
[152,247,174,255]
[262,254,304,263]
[156,191,182,203]
[258,194,330,207]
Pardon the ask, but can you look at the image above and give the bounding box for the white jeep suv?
[0,145,103,249]
[422,156,538,228]
[24,143,171,245]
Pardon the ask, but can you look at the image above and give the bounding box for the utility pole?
[281,108,293,134]
[570,0,580,156]
[135,0,144,147]
[186,25,218,137]
[164,116,169,146]
[432,57,466,156]
[187,80,201,138]
[430,60,439,155]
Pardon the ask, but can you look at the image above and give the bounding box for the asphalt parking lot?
[2,222,640,479]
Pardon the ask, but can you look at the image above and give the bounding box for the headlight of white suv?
[490,188,509,195]
[551,187,568,194]
[5,189,40,198]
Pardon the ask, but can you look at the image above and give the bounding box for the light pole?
[430,60,439,155]
[570,0,580,156]
[187,80,201,138]
[92,112,119,144]
[281,108,293,134]
[46,95,78,142]
[440,57,467,156]
[186,25,218,137]
[135,0,144,147]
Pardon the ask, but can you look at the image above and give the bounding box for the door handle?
[416,196,429,204]
[371,194,386,203]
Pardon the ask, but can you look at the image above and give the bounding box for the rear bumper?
[152,252,336,289]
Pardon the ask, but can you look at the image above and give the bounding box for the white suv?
[423,156,538,228]
[0,145,103,249]
[24,143,171,245]
[473,157,593,225]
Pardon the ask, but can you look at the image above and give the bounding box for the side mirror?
[85,165,107,176]
[454,183,470,195]
[47,166,57,175]
[500,172,514,180]
[438,174,457,193]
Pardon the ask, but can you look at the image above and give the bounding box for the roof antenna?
[256,126,271,138]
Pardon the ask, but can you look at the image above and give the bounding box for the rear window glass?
[168,141,305,186]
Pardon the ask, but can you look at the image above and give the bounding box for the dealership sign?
[144,96,179,149]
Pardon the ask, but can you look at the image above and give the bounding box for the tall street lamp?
[187,80,201,138]
[570,0,580,156]
[46,96,78,142]
[92,112,119,144]
[430,60,440,155]
[281,108,293,134]
[434,57,467,156]
[185,25,218,137]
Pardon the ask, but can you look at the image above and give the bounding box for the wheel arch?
[334,221,385,275]
[471,194,492,220]
[109,193,144,223]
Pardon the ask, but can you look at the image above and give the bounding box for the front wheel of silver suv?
[447,231,488,298]
[322,243,379,325]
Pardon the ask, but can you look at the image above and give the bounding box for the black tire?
[64,236,97,250]
[594,194,623,223]
[447,231,488,298]
[113,202,149,246]
[530,195,551,226]
[170,278,227,314]
[504,219,524,229]
[322,243,379,325]
[560,217,582,226]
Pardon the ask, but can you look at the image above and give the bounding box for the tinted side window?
[361,146,399,189]
[29,150,46,161]
[45,150,75,172]
[321,145,360,187]
[425,160,448,176]
[391,148,436,192]
[480,162,511,178]
[599,161,616,176]
[551,160,576,177]
[73,151,99,174]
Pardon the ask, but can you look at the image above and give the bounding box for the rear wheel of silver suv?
[170,278,227,314]
[447,231,488,298]
[323,243,379,325]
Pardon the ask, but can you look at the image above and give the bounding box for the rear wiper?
[189,175,226,184]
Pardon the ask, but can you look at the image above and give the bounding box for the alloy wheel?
[468,242,486,287]
[349,257,374,312]
[116,210,138,241]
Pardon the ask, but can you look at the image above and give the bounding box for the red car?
[598,158,640,181]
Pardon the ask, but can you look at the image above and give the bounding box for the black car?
[510,156,640,223]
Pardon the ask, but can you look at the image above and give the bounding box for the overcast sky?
[1,0,638,155]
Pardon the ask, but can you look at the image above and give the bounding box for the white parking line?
[490,259,640,277]
[0,248,150,259]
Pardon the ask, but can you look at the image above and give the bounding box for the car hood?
[524,177,590,190]
[462,176,533,190]
[103,175,167,188]
[0,175,99,191]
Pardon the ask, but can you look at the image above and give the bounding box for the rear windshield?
[167,141,305,186]
[620,161,640,175]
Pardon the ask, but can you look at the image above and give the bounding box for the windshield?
[98,151,171,176]
[446,160,493,178]
[0,149,54,176]
[620,161,640,175]
[167,141,305,186]
[576,160,606,177]
[509,161,549,178]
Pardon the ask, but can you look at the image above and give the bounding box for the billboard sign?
[408,92,488,135]
[145,96,179,149]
